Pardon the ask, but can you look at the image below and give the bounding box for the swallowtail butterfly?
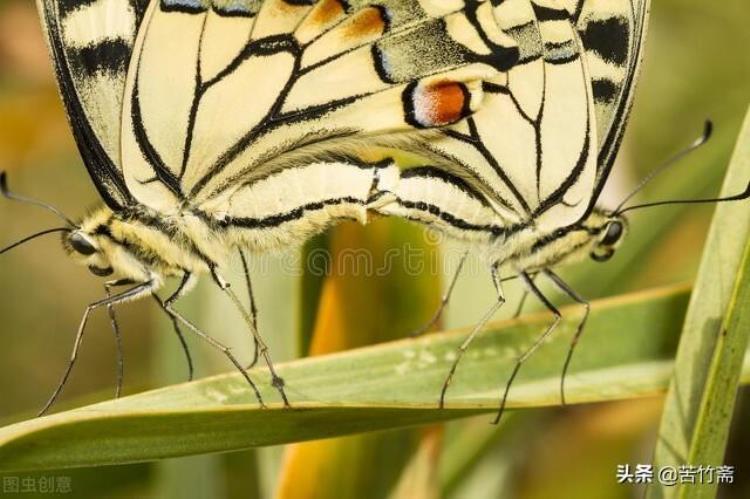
[6,0,523,414]
[4,0,746,418]
[376,0,653,419]
[377,0,747,421]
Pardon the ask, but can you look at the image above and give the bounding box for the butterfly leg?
[103,279,135,399]
[239,250,260,368]
[440,262,505,408]
[494,272,563,424]
[411,250,469,337]
[542,270,590,406]
[151,294,195,382]
[153,273,196,381]
[512,272,538,319]
[156,273,265,407]
[39,280,156,416]
[211,269,290,407]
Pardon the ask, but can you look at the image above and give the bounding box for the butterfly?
[372,0,652,421]
[376,0,750,423]
[1,0,534,414]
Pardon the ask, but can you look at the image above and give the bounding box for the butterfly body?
[365,0,649,415]
[66,155,400,286]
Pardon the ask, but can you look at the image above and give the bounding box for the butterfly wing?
[385,0,597,233]
[381,0,649,235]
[573,0,650,200]
[119,0,521,214]
[36,0,148,209]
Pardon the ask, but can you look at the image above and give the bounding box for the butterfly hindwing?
[379,0,649,237]
[383,0,598,234]
[119,0,521,214]
[36,0,148,209]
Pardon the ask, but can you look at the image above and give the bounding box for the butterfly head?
[64,231,114,276]
[62,205,216,285]
[589,211,628,263]
[61,207,165,283]
[62,209,120,278]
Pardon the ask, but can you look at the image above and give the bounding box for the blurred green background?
[0,0,748,497]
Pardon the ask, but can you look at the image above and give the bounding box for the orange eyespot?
[404,81,470,128]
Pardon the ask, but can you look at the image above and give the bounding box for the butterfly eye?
[601,221,624,247]
[70,232,97,256]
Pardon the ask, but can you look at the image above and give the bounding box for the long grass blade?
[648,105,750,499]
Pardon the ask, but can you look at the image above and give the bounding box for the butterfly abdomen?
[209,158,401,253]
[378,166,507,244]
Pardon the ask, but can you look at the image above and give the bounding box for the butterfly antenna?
[1,171,76,227]
[617,178,750,215]
[615,121,713,214]
[0,227,71,255]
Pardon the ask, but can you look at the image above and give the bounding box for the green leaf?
[685,236,750,494]
[4,284,750,472]
[649,106,750,499]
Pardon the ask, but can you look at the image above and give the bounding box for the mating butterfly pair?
[3,0,651,417]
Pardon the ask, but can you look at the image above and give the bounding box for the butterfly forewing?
[36,0,148,209]
[570,0,649,195]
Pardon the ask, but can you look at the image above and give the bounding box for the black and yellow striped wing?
[118,0,522,216]
[382,0,649,238]
[36,0,148,209]
[574,0,649,201]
